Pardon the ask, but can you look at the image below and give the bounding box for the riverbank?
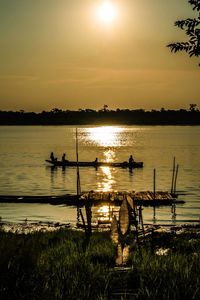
[1,220,200,234]
[0,228,115,300]
[0,220,71,234]
[1,223,200,299]
[1,219,200,234]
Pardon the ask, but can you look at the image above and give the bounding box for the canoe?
[119,198,130,236]
[45,159,143,168]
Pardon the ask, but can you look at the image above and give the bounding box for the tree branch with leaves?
[167,0,200,66]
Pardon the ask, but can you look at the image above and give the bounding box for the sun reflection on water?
[98,205,109,214]
[95,204,119,225]
[97,166,115,192]
[104,149,115,162]
[85,126,124,147]
[82,126,127,192]
[96,205,111,224]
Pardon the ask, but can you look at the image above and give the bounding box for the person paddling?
[129,155,134,164]
[62,153,68,163]
[50,152,55,162]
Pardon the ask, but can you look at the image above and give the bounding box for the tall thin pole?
[153,168,156,219]
[153,168,156,200]
[171,157,176,194]
[76,128,81,225]
[76,128,81,196]
[173,164,179,195]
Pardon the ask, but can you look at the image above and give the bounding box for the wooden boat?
[45,159,143,169]
[119,198,130,236]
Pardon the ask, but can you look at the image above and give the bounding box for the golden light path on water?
[84,126,126,192]
[96,205,116,224]
[97,166,115,191]
[85,126,124,147]
[97,205,110,224]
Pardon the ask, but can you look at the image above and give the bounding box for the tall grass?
[0,229,199,299]
[118,232,200,300]
[0,229,115,300]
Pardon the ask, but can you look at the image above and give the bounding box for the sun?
[97,1,118,25]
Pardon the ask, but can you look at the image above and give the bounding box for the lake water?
[0,125,199,225]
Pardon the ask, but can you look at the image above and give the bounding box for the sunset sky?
[0,0,199,112]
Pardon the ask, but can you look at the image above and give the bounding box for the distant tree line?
[0,105,200,125]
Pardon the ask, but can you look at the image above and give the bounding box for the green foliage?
[168,0,200,65]
[0,229,114,300]
[125,232,200,299]
[0,229,200,300]
[86,232,116,266]
[128,253,200,300]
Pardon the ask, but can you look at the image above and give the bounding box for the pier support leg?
[171,203,176,222]
[153,206,156,223]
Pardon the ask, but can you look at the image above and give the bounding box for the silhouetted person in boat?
[94,157,98,164]
[129,155,134,165]
[50,152,57,162]
[62,153,68,163]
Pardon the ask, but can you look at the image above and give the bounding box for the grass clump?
[117,231,200,300]
[0,229,114,300]
[0,228,200,299]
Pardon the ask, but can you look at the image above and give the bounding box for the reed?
[0,228,199,300]
[121,231,200,300]
[0,229,114,300]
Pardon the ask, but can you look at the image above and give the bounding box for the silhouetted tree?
[103,104,108,111]
[167,0,200,66]
[0,108,200,125]
[189,103,198,111]
[51,108,62,114]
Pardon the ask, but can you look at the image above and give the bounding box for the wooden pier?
[81,190,184,206]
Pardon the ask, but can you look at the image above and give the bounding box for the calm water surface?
[0,125,199,225]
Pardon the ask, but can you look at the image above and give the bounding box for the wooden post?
[171,157,176,194]
[171,203,176,220]
[85,202,92,237]
[173,164,179,194]
[76,128,81,196]
[79,209,87,234]
[151,227,154,254]
[76,128,81,225]
[153,168,156,219]
[153,206,156,220]
[153,168,156,200]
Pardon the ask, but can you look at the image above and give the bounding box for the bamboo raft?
[82,191,184,206]
[0,191,184,206]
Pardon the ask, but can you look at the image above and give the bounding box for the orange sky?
[0,0,199,112]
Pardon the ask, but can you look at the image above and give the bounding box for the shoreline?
[0,220,71,234]
[1,220,200,235]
